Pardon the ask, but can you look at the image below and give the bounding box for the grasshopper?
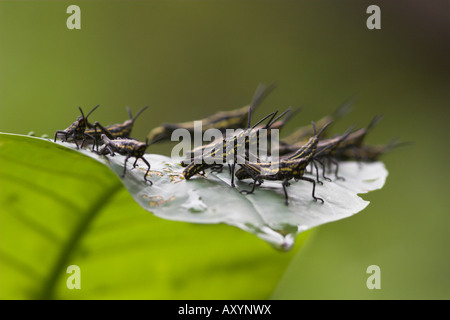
[98,134,152,184]
[279,99,353,148]
[237,155,325,206]
[147,83,276,143]
[54,105,100,149]
[333,137,409,162]
[331,115,383,160]
[85,106,149,143]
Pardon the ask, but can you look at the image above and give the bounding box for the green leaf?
[0,133,299,299]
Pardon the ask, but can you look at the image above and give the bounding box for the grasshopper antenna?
[316,120,333,138]
[266,107,292,129]
[249,83,277,111]
[331,97,354,120]
[283,106,302,124]
[131,106,149,123]
[311,121,317,136]
[367,114,383,132]
[263,110,279,129]
[341,124,356,139]
[78,107,85,119]
[148,133,169,146]
[246,83,277,128]
[126,106,133,120]
[147,134,166,146]
[385,137,411,151]
[84,104,100,120]
[250,111,278,130]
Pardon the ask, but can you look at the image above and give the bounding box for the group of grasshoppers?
[54,85,405,203]
[54,104,154,183]
[154,85,404,206]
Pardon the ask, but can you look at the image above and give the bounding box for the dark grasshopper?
[237,150,331,206]
[331,115,383,161]
[147,84,276,144]
[182,110,286,187]
[287,125,355,182]
[98,134,152,184]
[54,105,100,149]
[234,121,334,184]
[86,106,149,141]
[279,99,352,151]
[333,137,408,162]
[272,115,381,181]
[68,105,148,151]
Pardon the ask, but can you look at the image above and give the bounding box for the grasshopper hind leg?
[330,157,345,181]
[129,156,153,185]
[230,163,236,188]
[54,131,66,143]
[240,176,261,195]
[122,155,131,178]
[299,176,324,204]
[315,158,332,183]
[282,178,291,206]
[140,157,153,185]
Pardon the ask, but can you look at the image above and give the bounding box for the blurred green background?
[0,0,449,299]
